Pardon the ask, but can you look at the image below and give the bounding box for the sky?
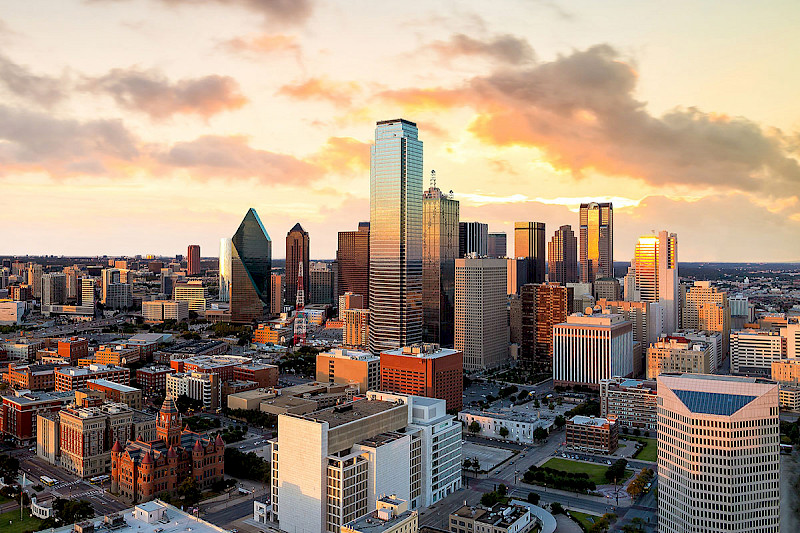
[1,0,799,262]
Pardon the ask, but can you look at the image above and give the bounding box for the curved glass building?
[230,208,271,323]
[219,237,232,302]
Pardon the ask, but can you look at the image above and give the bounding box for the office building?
[79,277,95,307]
[55,364,131,391]
[457,409,553,445]
[579,202,613,283]
[0,299,25,325]
[271,391,461,532]
[102,268,133,310]
[646,336,711,379]
[547,225,578,284]
[169,355,253,381]
[594,277,621,301]
[142,299,189,323]
[187,245,201,275]
[253,319,293,345]
[508,295,522,346]
[340,291,365,311]
[343,496,418,533]
[63,266,79,301]
[87,379,143,410]
[316,348,380,393]
[233,363,278,388]
[506,258,529,296]
[309,262,334,305]
[514,222,545,283]
[449,503,535,533]
[2,338,43,362]
[533,283,573,363]
[455,258,508,372]
[27,263,43,299]
[422,182,458,346]
[286,223,310,307]
[57,337,89,365]
[772,359,800,387]
[219,237,232,302]
[487,232,507,259]
[344,308,371,349]
[3,363,66,391]
[136,366,176,395]
[657,374,780,533]
[458,222,488,258]
[682,281,731,354]
[0,390,73,445]
[111,396,224,503]
[227,381,357,413]
[338,222,370,307]
[632,231,679,334]
[519,284,537,368]
[95,344,140,366]
[270,273,284,314]
[553,311,634,389]
[380,344,463,411]
[599,377,657,431]
[369,119,423,354]
[166,372,220,410]
[42,272,67,306]
[230,208,272,323]
[597,299,663,376]
[730,329,785,375]
[174,280,207,311]
[565,416,619,454]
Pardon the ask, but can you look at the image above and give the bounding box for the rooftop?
[2,390,74,405]
[47,501,227,533]
[301,400,401,428]
[659,373,778,416]
[382,343,461,359]
[88,378,140,393]
[57,364,127,376]
[321,348,379,362]
[570,415,613,427]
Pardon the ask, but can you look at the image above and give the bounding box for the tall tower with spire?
[156,395,182,447]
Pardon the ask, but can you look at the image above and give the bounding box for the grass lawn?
[0,508,45,533]
[570,511,600,530]
[542,458,632,485]
[627,436,658,462]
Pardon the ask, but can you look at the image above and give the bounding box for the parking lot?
[461,441,515,471]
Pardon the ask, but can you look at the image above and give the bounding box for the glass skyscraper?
[514,221,546,283]
[423,183,459,346]
[230,208,272,323]
[579,202,613,283]
[219,237,232,302]
[369,118,423,354]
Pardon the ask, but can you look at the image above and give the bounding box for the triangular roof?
[289,222,306,234]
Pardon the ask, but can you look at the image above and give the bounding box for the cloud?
[0,54,67,107]
[223,33,301,57]
[84,68,248,119]
[277,77,361,106]
[155,135,324,183]
[429,33,535,65]
[310,137,370,172]
[94,0,313,24]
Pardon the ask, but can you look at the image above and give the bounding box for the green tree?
[605,459,628,484]
[52,498,94,525]
[177,476,201,507]
[0,454,19,482]
[526,492,540,505]
[463,459,472,469]
[533,427,548,442]
[498,426,509,438]
[550,502,565,515]
[175,394,203,413]
[468,421,481,434]
[554,415,566,429]
[498,484,507,496]
[481,491,501,506]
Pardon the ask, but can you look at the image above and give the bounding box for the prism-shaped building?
[230,208,272,323]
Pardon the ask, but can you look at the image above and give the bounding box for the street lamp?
[514,470,519,485]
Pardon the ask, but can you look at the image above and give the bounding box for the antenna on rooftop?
[430,169,436,189]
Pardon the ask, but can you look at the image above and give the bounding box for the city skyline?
[1,1,800,261]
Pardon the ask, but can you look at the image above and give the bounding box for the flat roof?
[302,400,401,428]
[382,345,461,359]
[345,507,415,533]
[89,378,139,393]
[1,391,73,405]
[570,415,612,427]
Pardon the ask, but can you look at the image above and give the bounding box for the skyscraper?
[579,202,613,283]
[534,283,574,361]
[337,222,370,307]
[422,178,459,346]
[547,225,578,284]
[657,374,780,533]
[487,232,507,258]
[458,222,488,258]
[633,231,679,333]
[187,245,201,275]
[270,273,284,315]
[285,223,310,308]
[368,119,423,354]
[230,208,271,323]
[514,222,545,283]
[218,238,232,302]
[682,280,731,355]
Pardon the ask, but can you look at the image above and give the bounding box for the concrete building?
[253,319,293,345]
[772,359,800,386]
[95,344,140,366]
[142,300,189,323]
[166,372,220,410]
[381,344,463,411]
[682,281,731,354]
[449,503,536,533]
[631,231,679,334]
[316,348,380,393]
[233,363,278,388]
[553,311,634,389]
[344,308,371,349]
[506,258,529,296]
[593,277,621,301]
[579,202,613,284]
[731,329,785,375]
[136,366,176,395]
[0,299,25,325]
[599,377,657,431]
[458,222,488,258]
[0,390,73,445]
[59,402,134,478]
[3,338,43,362]
[457,410,553,445]
[565,415,618,454]
[340,291,365,312]
[343,496,418,533]
[514,222,545,284]
[55,364,130,391]
[547,224,578,284]
[174,280,207,311]
[102,268,133,310]
[87,379,143,410]
[455,258,508,372]
[680,330,724,371]
[338,222,370,308]
[42,272,67,307]
[657,374,780,533]
[270,273,285,315]
[227,382,357,413]
[310,262,334,305]
[647,336,711,379]
[487,232,507,259]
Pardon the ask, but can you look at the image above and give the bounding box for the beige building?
[87,379,143,410]
[37,412,60,465]
[142,300,189,323]
[316,348,380,393]
[59,402,134,478]
[166,372,219,410]
[647,335,711,379]
[343,308,370,349]
[772,359,800,386]
[173,280,207,311]
[449,503,536,533]
[731,329,785,375]
[657,374,780,533]
[227,382,357,413]
[599,377,657,431]
[343,496,418,533]
[682,281,731,354]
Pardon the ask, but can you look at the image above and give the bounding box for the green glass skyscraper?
[230,208,272,323]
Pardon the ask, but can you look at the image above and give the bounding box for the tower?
[230,208,272,323]
[293,262,306,346]
[514,222,546,283]
[285,223,310,307]
[548,225,578,284]
[187,245,201,275]
[633,231,678,333]
[156,395,182,448]
[579,202,613,283]
[368,118,423,354]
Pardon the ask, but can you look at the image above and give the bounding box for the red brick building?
[55,364,131,392]
[169,356,249,382]
[57,337,89,365]
[0,390,73,445]
[233,363,278,388]
[3,363,67,391]
[111,396,224,503]
[380,344,463,411]
[135,366,176,395]
[565,415,619,454]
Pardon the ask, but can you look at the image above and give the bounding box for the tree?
[177,476,201,507]
[481,491,501,506]
[498,426,509,438]
[498,484,507,496]
[52,498,94,525]
[468,421,481,434]
[550,502,565,515]
[554,415,566,429]
[533,427,548,443]
[526,492,540,505]
[175,394,203,413]
[533,399,540,408]
[0,454,19,483]
[605,459,628,484]
[463,459,472,470]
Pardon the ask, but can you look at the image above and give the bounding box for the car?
[606,460,612,465]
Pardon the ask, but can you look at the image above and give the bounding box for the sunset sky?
[2,0,799,261]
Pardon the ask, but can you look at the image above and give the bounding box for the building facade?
[230,208,272,323]
[565,416,619,454]
[487,232,507,258]
[547,225,578,284]
[285,223,310,308]
[731,330,785,375]
[579,202,613,283]
[599,377,657,431]
[187,245,201,276]
[632,231,679,334]
[647,336,711,379]
[337,222,370,307]
[422,183,458,346]
[380,344,463,411]
[458,222,488,258]
[344,308,371,349]
[514,222,545,284]
[316,348,380,393]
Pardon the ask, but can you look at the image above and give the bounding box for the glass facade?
[579,202,613,283]
[336,222,370,307]
[285,223,310,308]
[548,224,579,284]
[219,237,232,302]
[230,208,271,323]
[514,221,546,283]
[423,186,459,346]
[369,119,423,354]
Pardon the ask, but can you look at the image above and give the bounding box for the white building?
[632,231,679,334]
[166,372,218,409]
[657,374,780,533]
[730,329,785,375]
[553,310,633,389]
[455,258,508,371]
[0,300,26,325]
[457,409,553,444]
[2,338,43,362]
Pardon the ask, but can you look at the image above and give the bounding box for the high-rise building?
[682,281,731,354]
[593,277,621,301]
[597,299,663,376]
[369,119,423,354]
[579,202,613,283]
[337,222,370,307]
[514,222,545,284]
[533,283,574,362]
[78,277,95,307]
[380,344,463,411]
[552,311,634,389]
[285,223,310,307]
[27,263,43,299]
[63,266,79,301]
[657,374,780,533]
[42,272,66,307]
[230,208,271,323]
[455,258,508,372]
[730,329,785,376]
[632,231,679,333]
[219,237,232,302]
[422,181,459,346]
[646,335,711,379]
[339,292,365,311]
[270,273,284,315]
[599,377,658,432]
[506,257,529,296]
[187,245,201,275]
[547,225,578,284]
[173,280,207,311]
[487,232,507,258]
[343,308,370,349]
[309,262,334,305]
[458,222,488,258]
[101,269,132,310]
[315,348,380,393]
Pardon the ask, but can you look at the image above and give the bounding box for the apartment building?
[599,377,657,431]
[166,372,220,410]
[316,348,380,393]
[95,344,140,366]
[59,402,134,478]
[343,308,370,349]
[87,379,143,410]
[3,363,66,391]
[135,365,176,395]
[57,337,89,365]
[55,364,131,391]
[233,363,278,388]
[173,280,208,311]
[142,300,189,323]
[0,390,74,445]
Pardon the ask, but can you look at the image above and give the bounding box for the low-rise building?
[730,329,785,375]
[233,363,278,388]
[135,365,176,395]
[227,381,357,414]
[343,496,419,533]
[142,300,189,323]
[59,402,134,478]
[55,364,131,391]
[599,377,657,431]
[381,344,464,412]
[647,336,711,379]
[449,503,536,533]
[169,354,251,381]
[0,299,26,325]
[254,320,293,345]
[3,363,66,391]
[87,379,143,410]
[779,386,800,411]
[565,415,618,454]
[0,390,73,445]
[57,337,89,365]
[2,338,43,362]
[316,348,380,393]
[166,372,220,410]
[95,344,140,366]
[457,409,553,444]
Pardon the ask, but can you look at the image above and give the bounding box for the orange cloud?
[224,33,300,55]
[277,77,361,106]
[310,136,370,173]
